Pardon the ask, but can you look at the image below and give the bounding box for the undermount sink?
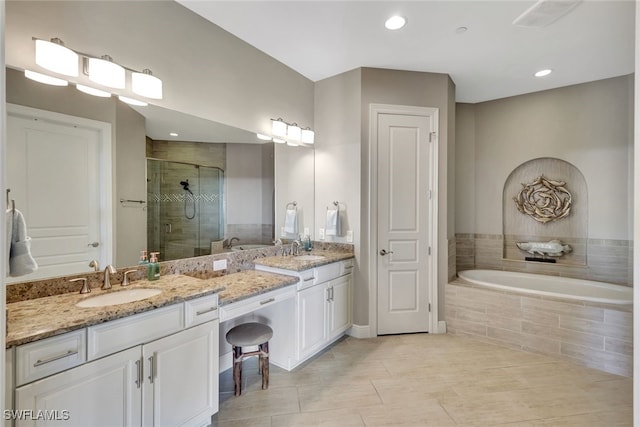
[76,288,162,308]
[294,255,326,261]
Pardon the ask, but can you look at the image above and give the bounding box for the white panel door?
[7,109,107,281]
[377,113,435,335]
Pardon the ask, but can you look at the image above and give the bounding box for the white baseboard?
[347,324,371,339]
[219,351,232,373]
[438,320,447,334]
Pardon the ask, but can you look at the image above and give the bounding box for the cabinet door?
[15,346,141,427]
[297,284,328,360]
[142,320,219,427]
[328,274,353,339]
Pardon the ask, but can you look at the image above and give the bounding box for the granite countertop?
[253,251,354,272]
[6,270,297,348]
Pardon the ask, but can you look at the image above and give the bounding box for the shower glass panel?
[147,159,224,261]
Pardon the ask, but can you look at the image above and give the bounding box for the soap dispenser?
[147,252,160,281]
[139,250,149,265]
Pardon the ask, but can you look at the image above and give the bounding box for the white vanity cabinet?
[256,258,353,367]
[11,295,219,427]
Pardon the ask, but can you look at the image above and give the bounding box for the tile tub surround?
[6,242,354,303]
[455,233,633,286]
[445,279,633,377]
[7,270,300,348]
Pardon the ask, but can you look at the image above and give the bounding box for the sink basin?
[294,255,326,261]
[231,244,271,251]
[76,288,162,308]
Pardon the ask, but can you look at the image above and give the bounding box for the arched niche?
[502,157,587,266]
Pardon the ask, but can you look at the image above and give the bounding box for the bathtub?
[447,269,634,376]
[457,269,632,305]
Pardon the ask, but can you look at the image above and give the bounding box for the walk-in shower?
[147,159,224,261]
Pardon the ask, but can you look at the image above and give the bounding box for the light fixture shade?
[256,133,272,141]
[35,39,78,77]
[286,140,299,147]
[287,124,302,141]
[118,96,148,106]
[76,84,111,98]
[301,128,315,144]
[132,69,163,99]
[273,138,286,144]
[89,56,125,89]
[24,70,68,86]
[271,119,288,137]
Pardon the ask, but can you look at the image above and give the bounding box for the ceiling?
[177,0,634,103]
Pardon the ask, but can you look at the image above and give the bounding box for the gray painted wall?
[456,75,634,240]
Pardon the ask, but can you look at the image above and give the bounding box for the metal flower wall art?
[513,175,572,223]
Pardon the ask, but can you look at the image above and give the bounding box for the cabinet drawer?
[219,286,295,322]
[87,304,184,360]
[314,262,342,284]
[15,329,86,386]
[185,294,219,328]
[340,259,354,276]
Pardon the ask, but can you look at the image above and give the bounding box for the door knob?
[88,241,100,248]
[379,249,394,256]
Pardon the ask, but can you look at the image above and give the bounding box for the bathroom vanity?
[5,252,354,427]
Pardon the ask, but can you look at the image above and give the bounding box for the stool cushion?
[226,322,273,347]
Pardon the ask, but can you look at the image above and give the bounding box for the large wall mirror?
[5,67,315,283]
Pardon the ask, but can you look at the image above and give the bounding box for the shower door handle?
[165,223,172,233]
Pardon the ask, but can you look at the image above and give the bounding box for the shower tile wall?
[455,234,632,286]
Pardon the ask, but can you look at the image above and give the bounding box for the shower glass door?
[147,159,224,261]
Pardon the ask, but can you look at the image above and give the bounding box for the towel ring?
[286,201,297,210]
[6,189,15,213]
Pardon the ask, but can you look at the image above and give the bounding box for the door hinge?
[429,132,437,142]
[428,190,432,200]
[428,246,432,255]
[428,303,431,312]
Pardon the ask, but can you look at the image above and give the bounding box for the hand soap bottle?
[139,250,149,265]
[147,252,160,281]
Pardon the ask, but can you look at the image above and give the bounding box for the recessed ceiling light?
[169,132,179,137]
[385,15,406,30]
[534,68,553,77]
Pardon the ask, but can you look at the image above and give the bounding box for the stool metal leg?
[260,341,270,390]
[232,346,243,396]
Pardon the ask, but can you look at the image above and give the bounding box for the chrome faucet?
[291,239,301,256]
[102,265,117,290]
[226,237,240,249]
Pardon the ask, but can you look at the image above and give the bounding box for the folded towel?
[325,208,341,236]
[284,208,297,234]
[7,208,38,277]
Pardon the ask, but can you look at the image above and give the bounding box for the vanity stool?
[225,322,273,396]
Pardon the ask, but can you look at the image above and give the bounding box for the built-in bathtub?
[457,269,633,305]
[446,269,633,376]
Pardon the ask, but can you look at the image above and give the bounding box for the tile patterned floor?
[215,334,632,426]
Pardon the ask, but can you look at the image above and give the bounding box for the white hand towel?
[284,208,298,234]
[325,208,341,236]
[7,208,38,277]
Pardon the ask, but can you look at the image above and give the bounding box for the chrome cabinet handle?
[148,354,157,383]
[303,276,315,282]
[34,350,78,367]
[379,249,394,256]
[260,297,275,305]
[196,306,218,315]
[135,358,142,389]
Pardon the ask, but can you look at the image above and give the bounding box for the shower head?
[180,180,194,195]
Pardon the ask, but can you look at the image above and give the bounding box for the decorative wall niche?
[502,157,587,265]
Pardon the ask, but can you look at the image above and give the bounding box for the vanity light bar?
[270,118,315,146]
[32,37,162,99]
